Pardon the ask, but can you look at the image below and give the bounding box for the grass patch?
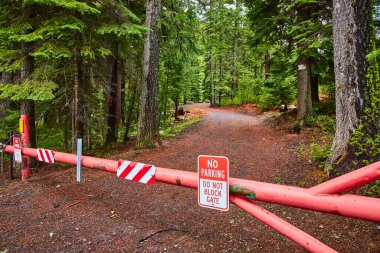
[161,118,203,138]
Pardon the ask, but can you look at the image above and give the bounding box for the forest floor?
[0,103,379,253]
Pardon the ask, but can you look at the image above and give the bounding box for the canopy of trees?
[0,0,379,174]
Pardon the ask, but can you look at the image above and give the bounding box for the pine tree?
[137,0,162,148]
[326,0,373,169]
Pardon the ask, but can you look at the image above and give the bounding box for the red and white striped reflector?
[117,160,156,185]
[37,148,55,164]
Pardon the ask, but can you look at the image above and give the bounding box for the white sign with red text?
[198,155,229,211]
[13,137,22,163]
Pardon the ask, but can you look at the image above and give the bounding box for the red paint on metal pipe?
[5,146,380,222]
[230,196,338,253]
[155,167,380,222]
[20,114,30,181]
[309,161,380,194]
[20,115,30,147]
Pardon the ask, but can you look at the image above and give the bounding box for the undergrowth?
[303,115,335,169]
[161,118,203,137]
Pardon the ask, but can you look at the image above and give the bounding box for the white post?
[76,139,82,182]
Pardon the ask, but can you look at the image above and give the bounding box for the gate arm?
[230,196,338,253]
[5,145,380,223]
[309,161,380,194]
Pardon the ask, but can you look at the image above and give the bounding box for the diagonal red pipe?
[309,161,380,194]
[5,145,380,223]
[230,196,338,253]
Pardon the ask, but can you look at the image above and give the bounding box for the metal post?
[0,142,3,174]
[20,115,30,181]
[9,131,14,180]
[76,138,82,182]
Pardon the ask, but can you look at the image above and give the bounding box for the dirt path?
[1,103,379,252]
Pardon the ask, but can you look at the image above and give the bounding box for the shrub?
[305,115,316,127]
[291,120,302,133]
[257,75,297,111]
[315,115,335,133]
[310,142,332,169]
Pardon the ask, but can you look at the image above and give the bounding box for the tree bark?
[296,58,313,120]
[123,80,138,143]
[264,50,270,80]
[72,46,85,152]
[210,50,215,106]
[326,0,371,168]
[231,0,239,97]
[174,97,179,120]
[20,40,36,148]
[104,56,122,144]
[64,123,68,152]
[311,73,319,105]
[136,0,161,148]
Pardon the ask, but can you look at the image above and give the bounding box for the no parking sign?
[13,137,22,163]
[198,155,229,211]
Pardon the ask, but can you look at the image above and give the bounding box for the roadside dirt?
[0,103,379,253]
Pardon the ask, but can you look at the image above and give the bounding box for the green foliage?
[35,125,66,151]
[301,114,335,168]
[0,80,58,101]
[24,0,101,15]
[348,22,380,169]
[31,42,72,60]
[350,125,380,161]
[365,180,380,197]
[291,121,302,133]
[315,115,335,133]
[97,23,148,38]
[258,75,297,111]
[302,115,335,130]
[310,141,332,169]
[161,118,203,138]
[0,109,19,140]
[366,48,380,61]
[304,115,315,127]
[243,0,333,111]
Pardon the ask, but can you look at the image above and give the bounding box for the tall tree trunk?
[209,0,215,107]
[163,73,169,122]
[20,40,36,148]
[231,0,239,97]
[264,50,270,80]
[296,4,314,121]
[104,56,122,144]
[174,97,179,120]
[183,85,187,105]
[136,0,161,149]
[72,46,85,152]
[210,49,215,107]
[64,123,68,152]
[115,58,122,134]
[219,55,223,106]
[326,0,371,168]
[311,73,319,105]
[296,58,313,120]
[123,79,138,143]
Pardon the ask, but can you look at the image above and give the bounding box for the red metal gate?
[4,144,380,252]
[3,115,380,252]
